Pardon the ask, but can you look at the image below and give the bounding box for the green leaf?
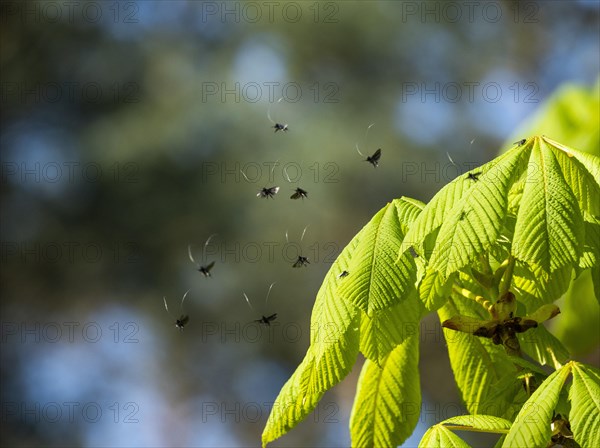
[350,334,421,447]
[502,363,572,448]
[419,425,471,448]
[359,296,423,364]
[518,324,570,370]
[479,371,528,420]
[569,363,600,448]
[513,263,572,311]
[419,269,454,311]
[544,135,600,177]
[428,146,529,278]
[439,297,515,415]
[260,352,321,446]
[580,218,599,270]
[512,138,584,274]
[552,143,600,218]
[419,415,511,448]
[263,225,364,446]
[442,415,512,433]
[402,145,527,261]
[339,199,420,315]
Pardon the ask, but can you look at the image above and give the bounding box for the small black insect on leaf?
[257,186,280,199]
[255,313,278,326]
[466,171,481,181]
[273,123,288,133]
[290,187,308,200]
[408,247,419,258]
[365,148,382,167]
[198,261,215,277]
[338,270,349,278]
[514,138,526,146]
[293,256,310,268]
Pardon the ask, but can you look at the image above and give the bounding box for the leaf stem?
[499,255,515,297]
[452,285,493,312]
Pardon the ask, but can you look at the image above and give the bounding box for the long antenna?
[243,292,255,311]
[265,282,276,305]
[355,123,375,157]
[202,234,218,263]
[204,234,218,251]
[180,289,190,313]
[267,97,284,125]
[188,235,217,265]
[283,165,292,183]
[240,168,251,183]
[300,225,309,243]
[446,152,457,168]
[187,244,195,264]
[269,159,279,183]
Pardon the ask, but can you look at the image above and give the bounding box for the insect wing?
[366,149,381,167]
[200,261,215,275]
[176,315,189,329]
[290,188,307,200]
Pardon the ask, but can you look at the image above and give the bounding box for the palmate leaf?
[512,138,585,274]
[428,147,530,278]
[350,333,420,447]
[569,363,600,447]
[263,198,424,446]
[401,142,529,269]
[338,198,421,316]
[502,363,572,448]
[408,137,596,311]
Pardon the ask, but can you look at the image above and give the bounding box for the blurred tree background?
[1,1,598,446]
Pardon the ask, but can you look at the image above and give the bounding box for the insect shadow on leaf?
[267,97,289,133]
[163,290,191,331]
[188,234,218,277]
[286,225,310,268]
[355,123,382,168]
[243,282,278,326]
